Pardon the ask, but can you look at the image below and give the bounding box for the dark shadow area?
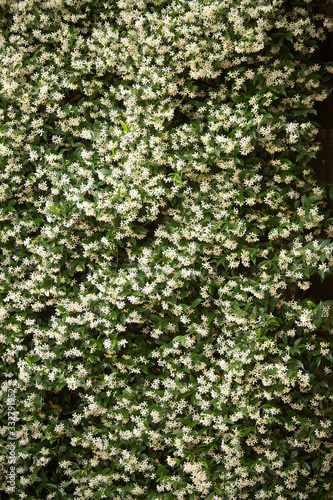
[311,16,333,210]
[302,274,333,302]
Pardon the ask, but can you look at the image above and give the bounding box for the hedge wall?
[1,0,333,499]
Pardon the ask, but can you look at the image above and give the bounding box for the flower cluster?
[0,0,333,498]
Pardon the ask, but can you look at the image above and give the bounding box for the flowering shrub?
[1,0,333,498]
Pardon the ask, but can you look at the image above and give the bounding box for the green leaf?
[48,206,61,214]
[190,298,202,308]
[173,335,186,345]
[120,121,128,132]
[41,434,52,442]
[168,172,183,184]
[24,357,32,367]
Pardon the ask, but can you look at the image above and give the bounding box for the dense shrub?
[1,0,333,498]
